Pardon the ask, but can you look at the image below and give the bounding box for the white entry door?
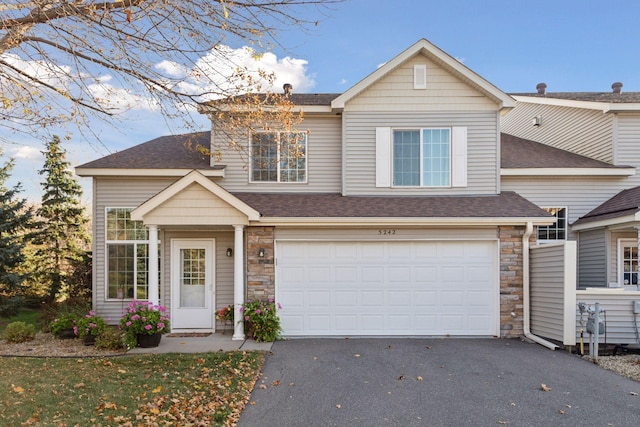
[171,239,215,329]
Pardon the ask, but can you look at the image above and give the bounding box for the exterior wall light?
[226,248,233,257]
[258,248,265,258]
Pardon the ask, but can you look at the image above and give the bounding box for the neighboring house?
[501,87,640,290]
[77,39,554,340]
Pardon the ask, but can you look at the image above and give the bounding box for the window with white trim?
[106,208,160,300]
[376,126,466,188]
[618,239,639,286]
[250,131,307,182]
[537,207,567,241]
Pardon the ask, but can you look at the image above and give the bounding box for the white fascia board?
[75,168,225,178]
[253,217,555,227]
[571,213,640,231]
[332,39,514,110]
[513,95,640,113]
[501,167,635,176]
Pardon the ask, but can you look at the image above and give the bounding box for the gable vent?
[414,64,427,89]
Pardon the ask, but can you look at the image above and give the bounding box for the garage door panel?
[276,240,497,336]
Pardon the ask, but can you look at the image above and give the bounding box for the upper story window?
[393,128,451,187]
[106,208,160,300]
[250,131,307,183]
[537,207,567,241]
[376,126,467,188]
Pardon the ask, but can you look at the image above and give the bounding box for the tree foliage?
[32,135,90,300]
[0,156,33,293]
[0,0,340,144]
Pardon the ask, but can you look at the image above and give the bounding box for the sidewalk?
[128,332,273,354]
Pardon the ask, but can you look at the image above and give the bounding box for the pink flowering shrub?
[240,299,282,342]
[119,300,170,349]
[74,310,107,338]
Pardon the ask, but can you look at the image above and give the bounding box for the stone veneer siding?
[499,225,534,338]
[246,226,275,301]
[246,225,532,338]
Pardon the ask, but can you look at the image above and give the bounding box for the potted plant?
[216,304,234,333]
[240,299,282,342]
[74,310,107,345]
[119,300,170,349]
[49,313,79,339]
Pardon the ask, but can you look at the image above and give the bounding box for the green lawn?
[0,352,265,426]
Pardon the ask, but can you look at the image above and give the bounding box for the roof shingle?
[573,186,640,225]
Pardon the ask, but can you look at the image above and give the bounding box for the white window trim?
[617,238,639,287]
[104,207,160,302]
[537,207,568,243]
[249,131,308,184]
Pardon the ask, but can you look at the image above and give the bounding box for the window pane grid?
[623,245,639,285]
[538,208,567,241]
[251,132,307,182]
[393,130,420,186]
[393,128,450,187]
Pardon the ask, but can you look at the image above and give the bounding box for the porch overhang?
[130,170,260,225]
[572,212,640,232]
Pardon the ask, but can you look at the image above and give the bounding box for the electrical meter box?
[587,318,605,335]
[633,300,640,314]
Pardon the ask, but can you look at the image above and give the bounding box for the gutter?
[522,221,559,350]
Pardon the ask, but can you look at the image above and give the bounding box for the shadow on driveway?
[238,338,640,426]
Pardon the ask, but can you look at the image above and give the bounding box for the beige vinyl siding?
[576,290,640,344]
[345,54,497,112]
[343,111,499,195]
[143,182,248,225]
[212,115,342,193]
[501,176,634,240]
[501,102,614,163]
[578,228,607,288]
[615,114,640,176]
[275,227,498,241]
[94,177,179,322]
[530,243,576,343]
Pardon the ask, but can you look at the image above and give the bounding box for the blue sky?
[4,0,640,201]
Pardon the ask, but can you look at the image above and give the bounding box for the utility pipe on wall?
[522,221,558,350]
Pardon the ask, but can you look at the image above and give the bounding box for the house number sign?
[378,229,396,235]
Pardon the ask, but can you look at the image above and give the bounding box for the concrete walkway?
[127,332,273,354]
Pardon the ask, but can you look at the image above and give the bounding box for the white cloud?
[86,82,161,113]
[11,145,41,160]
[155,60,186,78]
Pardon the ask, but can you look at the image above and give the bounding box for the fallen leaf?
[336,404,341,409]
[74,383,85,389]
[559,410,565,415]
[250,401,256,405]
[259,384,267,389]
[417,376,424,381]
[387,345,392,349]
[152,385,162,393]
[565,404,572,408]
[426,346,432,349]
[630,392,638,396]
[271,380,281,387]
[497,421,507,425]
[12,385,24,393]
[354,354,360,358]
[117,369,127,374]
[397,375,405,380]
[288,382,295,387]
[540,384,551,392]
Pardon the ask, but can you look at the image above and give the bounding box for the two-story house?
[76,39,553,341]
[501,87,640,290]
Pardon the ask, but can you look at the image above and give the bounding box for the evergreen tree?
[0,156,33,294]
[34,136,91,301]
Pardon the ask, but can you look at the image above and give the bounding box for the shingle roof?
[233,192,550,219]
[77,132,217,170]
[573,186,640,226]
[501,133,626,169]
[509,92,640,103]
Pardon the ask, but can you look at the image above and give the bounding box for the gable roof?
[331,38,515,111]
[500,133,635,176]
[233,191,552,225]
[75,132,224,177]
[572,186,640,230]
[131,170,260,223]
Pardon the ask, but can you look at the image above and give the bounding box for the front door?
[171,239,215,329]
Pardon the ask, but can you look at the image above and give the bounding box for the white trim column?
[233,225,246,340]
[148,225,159,305]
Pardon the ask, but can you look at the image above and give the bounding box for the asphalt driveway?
[238,338,640,426]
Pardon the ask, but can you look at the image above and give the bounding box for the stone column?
[233,225,246,340]
[148,225,159,305]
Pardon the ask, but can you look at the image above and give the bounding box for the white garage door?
[276,240,498,336]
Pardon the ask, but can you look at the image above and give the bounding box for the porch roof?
[572,185,640,230]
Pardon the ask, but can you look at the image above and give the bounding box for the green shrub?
[3,321,36,343]
[241,299,282,342]
[74,310,107,338]
[49,313,79,338]
[94,327,125,351]
[38,298,91,332]
[0,296,25,318]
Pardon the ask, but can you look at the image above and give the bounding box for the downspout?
[522,221,558,350]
